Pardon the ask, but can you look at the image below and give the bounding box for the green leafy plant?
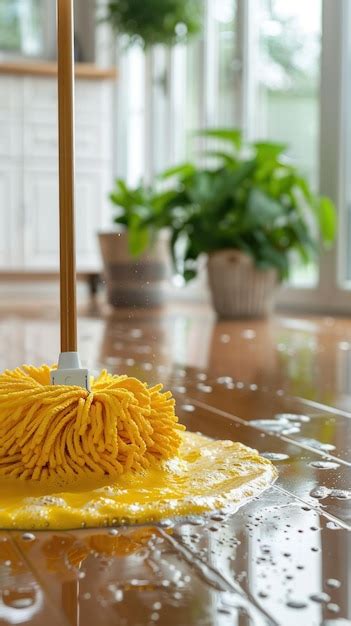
[109,179,173,254]
[105,0,202,47]
[109,129,337,281]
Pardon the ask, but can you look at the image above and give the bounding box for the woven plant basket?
[207,250,279,318]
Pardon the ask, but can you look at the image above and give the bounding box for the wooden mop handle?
[57,0,77,353]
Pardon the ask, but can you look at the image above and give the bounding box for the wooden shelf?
[0,61,117,80]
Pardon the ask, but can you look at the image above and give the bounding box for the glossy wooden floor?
[0,298,350,626]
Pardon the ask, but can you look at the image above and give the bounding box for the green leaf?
[294,176,314,203]
[196,128,242,150]
[317,196,337,246]
[127,214,150,256]
[245,188,283,228]
[183,268,197,282]
[254,142,287,161]
[159,163,196,180]
[201,150,238,166]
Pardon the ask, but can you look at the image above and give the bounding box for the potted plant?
[99,180,173,307]
[159,129,336,317]
[104,0,202,47]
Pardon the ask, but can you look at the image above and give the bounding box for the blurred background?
[0,0,348,315]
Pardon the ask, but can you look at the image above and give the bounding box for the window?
[254,0,321,188]
[114,0,351,313]
[0,0,45,56]
[250,0,322,288]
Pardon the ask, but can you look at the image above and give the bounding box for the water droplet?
[260,545,271,554]
[83,592,91,600]
[3,590,35,609]
[326,604,340,614]
[21,533,36,542]
[158,519,174,528]
[105,356,120,365]
[197,383,212,393]
[217,376,233,385]
[153,602,162,610]
[326,579,341,589]
[310,592,331,603]
[108,528,118,536]
[309,461,340,470]
[220,334,230,343]
[286,599,307,609]
[210,514,225,522]
[327,522,342,530]
[261,452,289,461]
[130,328,142,338]
[181,404,195,412]
[174,369,186,378]
[298,438,336,452]
[241,329,256,339]
[251,418,300,436]
[126,358,135,366]
[142,362,153,371]
[276,413,310,423]
[196,373,207,381]
[310,486,331,499]
[338,341,351,351]
[151,612,160,621]
[113,589,123,602]
[174,385,186,394]
[185,516,204,526]
[330,489,351,500]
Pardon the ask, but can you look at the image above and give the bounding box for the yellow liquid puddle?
[0,432,277,530]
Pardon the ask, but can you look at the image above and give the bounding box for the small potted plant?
[99,180,172,307]
[104,0,202,47]
[101,130,336,316]
[160,129,336,317]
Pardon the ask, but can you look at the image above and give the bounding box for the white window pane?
[216,0,238,125]
[0,0,44,56]
[254,0,322,287]
[126,45,145,186]
[341,2,351,287]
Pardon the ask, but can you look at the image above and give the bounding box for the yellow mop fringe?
[0,365,184,482]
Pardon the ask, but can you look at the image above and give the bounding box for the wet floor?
[0,305,350,625]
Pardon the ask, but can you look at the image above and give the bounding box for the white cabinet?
[0,72,114,273]
[0,159,22,266]
[23,162,109,269]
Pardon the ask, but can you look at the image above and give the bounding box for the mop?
[0,0,183,484]
[0,0,277,530]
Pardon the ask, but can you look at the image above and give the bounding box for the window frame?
[254,0,350,314]
[113,0,351,313]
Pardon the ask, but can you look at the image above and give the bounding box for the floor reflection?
[0,305,350,624]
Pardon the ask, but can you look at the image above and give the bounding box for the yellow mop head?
[0,365,184,482]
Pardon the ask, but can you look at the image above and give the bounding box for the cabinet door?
[0,159,21,267]
[23,166,59,269]
[23,163,108,270]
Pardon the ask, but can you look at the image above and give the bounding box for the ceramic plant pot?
[98,231,171,307]
[207,249,279,318]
